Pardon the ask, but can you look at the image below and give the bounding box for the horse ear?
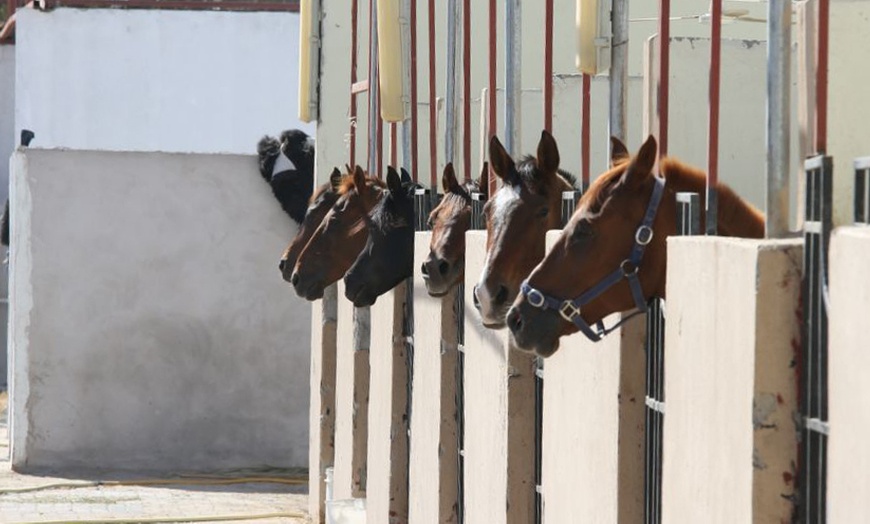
[353,165,367,190]
[387,166,402,193]
[489,135,519,185]
[478,161,490,197]
[442,163,460,193]
[400,167,412,184]
[536,130,560,175]
[610,136,630,167]
[329,167,342,190]
[621,135,657,188]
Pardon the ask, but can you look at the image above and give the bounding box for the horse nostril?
[472,286,481,309]
[421,263,429,276]
[495,284,508,305]
[507,308,523,332]
[438,260,449,276]
[279,259,286,272]
[290,272,300,286]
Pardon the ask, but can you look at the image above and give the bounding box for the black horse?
[343,166,419,307]
[257,129,315,225]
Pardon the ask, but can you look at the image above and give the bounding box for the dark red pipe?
[428,0,437,188]
[816,0,829,154]
[462,0,472,182]
[707,0,721,187]
[658,0,670,157]
[581,74,590,187]
[543,0,554,133]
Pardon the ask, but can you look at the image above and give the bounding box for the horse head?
[472,130,576,328]
[421,162,489,297]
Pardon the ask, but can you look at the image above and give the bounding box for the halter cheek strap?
[520,176,666,342]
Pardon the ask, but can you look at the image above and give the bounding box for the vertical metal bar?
[581,74,591,189]
[504,0,521,155]
[368,0,381,176]
[445,0,459,165]
[349,0,359,167]
[428,0,438,188]
[391,123,398,168]
[534,357,544,524]
[561,190,582,227]
[766,0,792,238]
[855,158,870,225]
[400,0,413,174]
[462,0,472,181]
[610,0,628,141]
[410,0,418,179]
[487,0,498,196]
[543,0,554,133]
[816,0,830,154]
[706,0,721,236]
[658,0,670,157]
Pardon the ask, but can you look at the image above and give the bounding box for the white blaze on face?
[475,184,521,323]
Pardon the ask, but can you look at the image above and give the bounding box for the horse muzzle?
[506,302,561,357]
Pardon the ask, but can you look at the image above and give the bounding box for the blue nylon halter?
[520,176,666,342]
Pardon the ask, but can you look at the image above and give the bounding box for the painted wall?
[8,149,310,472]
[14,7,313,154]
[0,44,13,202]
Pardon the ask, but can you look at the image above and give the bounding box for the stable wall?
[14,7,313,154]
[662,237,802,523]
[827,226,870,522]
[8,149,310,472]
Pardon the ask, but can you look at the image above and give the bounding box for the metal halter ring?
[526,288,545,309]
[559,301,581,322]
[635,225,654,246]
[620,259,639,276]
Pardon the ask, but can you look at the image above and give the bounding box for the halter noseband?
[520,176,666,342]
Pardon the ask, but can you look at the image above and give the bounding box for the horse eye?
[536,207,549,219]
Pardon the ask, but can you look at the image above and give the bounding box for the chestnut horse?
[343,167,422,307]
[278,167,345,279]
[421,162,489,297]
[290,166,386,300]
[473,130,577,328]
[506,135,765,357]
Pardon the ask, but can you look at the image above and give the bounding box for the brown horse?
[472,130,577,328]
[279,167,345,281]
[421,162,489,297]
[290,166,386,300]
[506,135,765,357]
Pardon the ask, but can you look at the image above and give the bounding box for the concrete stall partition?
[408,232,461,524]
[308,284,338,524]
[661,237,802,523]
[8,148,310,472]
[541,228,647,523]
[827,226,870,522]
[462,231,536,524]
[365,281,412,524]
[331,286,369,501]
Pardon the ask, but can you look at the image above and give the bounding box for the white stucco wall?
[1,44,14,202]
[14,7,313,154]
[8,148,310,472]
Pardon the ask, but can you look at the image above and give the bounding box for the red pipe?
[707,0,721,187]
[390,122,397,167]
[488,0,497,196]
[462,0,472,182]
[658,0,670,157]
[816,0,829,154]
[428,0,437,189]
[581,74,591,187]
[349,0,359,167]
[410,0,419,181]
[543,0,554,133]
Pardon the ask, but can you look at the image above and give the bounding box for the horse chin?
[294,279,326,301]
[345,284,378,307]
[423,277,454,298]
[506,303,561,357]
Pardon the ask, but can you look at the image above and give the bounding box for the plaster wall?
[8,149,310,472]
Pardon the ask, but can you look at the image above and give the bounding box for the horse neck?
[662,162,765,239]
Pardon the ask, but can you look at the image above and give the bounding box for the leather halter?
[519,176,666,342]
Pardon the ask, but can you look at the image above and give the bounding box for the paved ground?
[0,392,310,524]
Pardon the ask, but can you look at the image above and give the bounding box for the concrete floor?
[0,392,310,523]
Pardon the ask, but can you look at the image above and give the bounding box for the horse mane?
[516,156,578,191]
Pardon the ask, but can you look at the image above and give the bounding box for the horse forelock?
[337,174,386,196]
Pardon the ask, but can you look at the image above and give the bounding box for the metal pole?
[349,0,359,167]
[401,0,414,174]
[504,0,521,155]
[428,0,438,188]
[581,74,591,188]
[706,0,722,236]
[816,0,830,154]
[445,0,459,165]
[609,0,628,142]
[462,0,472,181]
[658,0,670,157]
[543,0,554,133]
[766,0,792,237]
[488,0,498,195]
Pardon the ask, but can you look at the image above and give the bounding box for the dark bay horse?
[278,167,345,279]
[473,130,577,328]
[257,129,316,225]
[290,166,386,300]
[421,162,489,297]
[506,135,765,357]
[343,167,421,307]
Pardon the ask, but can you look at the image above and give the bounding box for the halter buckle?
[526,288,545,309]
[559,301,581,322]
[620,259,638,276]
[635,225,654,246]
